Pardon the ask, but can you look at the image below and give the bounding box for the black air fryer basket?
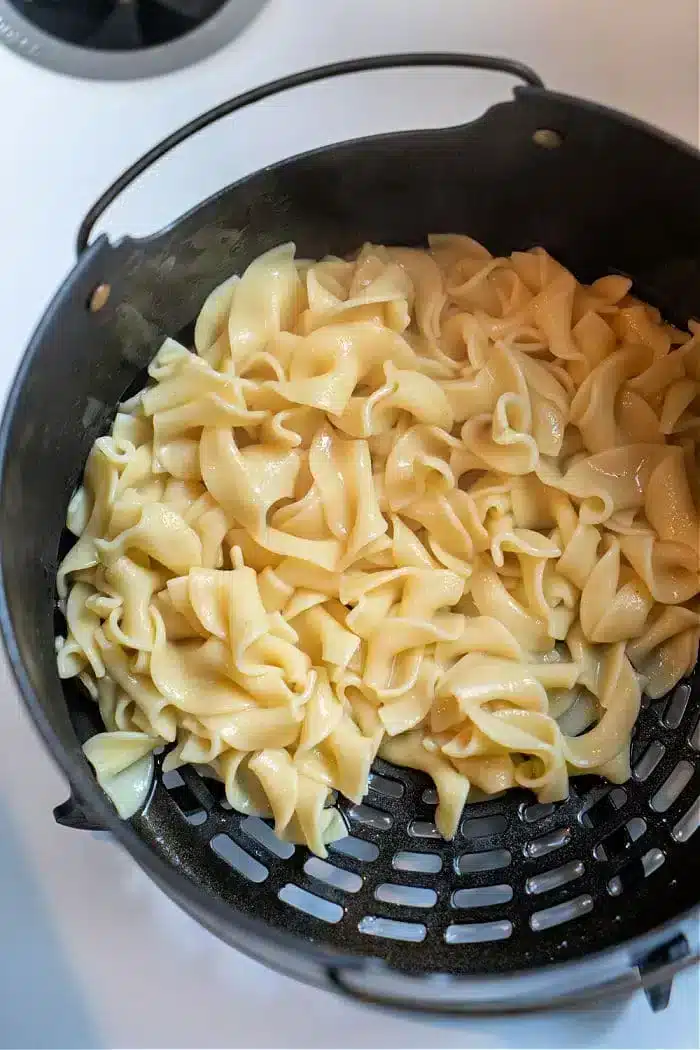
[2,54,700,1015]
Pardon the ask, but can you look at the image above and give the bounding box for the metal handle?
[76,52,544,256]
[328,951,700,1016]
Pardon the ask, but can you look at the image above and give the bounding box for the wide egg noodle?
[58,237,700,856]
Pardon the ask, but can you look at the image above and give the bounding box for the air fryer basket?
[1,54,700,1015]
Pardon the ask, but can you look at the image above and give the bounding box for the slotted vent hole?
[162,767,208,825]
[330,836,380,862]
[347,804,393,830]
[462,814,507,840]
[375,883,437,908]
[690,714,700,751]
[210,834,268,883]
[663,683,691,728]
[445,920,513,944]
[180,767,227,811]
[529,895,593,931]
[304,858,362,893]
[643,848,666,876]
[607,848,666,896]
[526,860,584,896]
[672,796,700,843]
[368,773,405,799]
[594,817,647,862]
[452,885,513,909]
[242,816,295,859]
[279,884,343,923]
[650,760,694,813]
[186,809,208,827]
[524,826,571,859]
[393,851,442,873]
[634,740,666,781]
[409,820,442,839]
[161,768,184,789]
[521,801,556,823]
[358,916,426,942]
[457,849,512,874]
[581,788,627,828]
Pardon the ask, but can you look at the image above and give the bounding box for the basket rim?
[2,97,700,992]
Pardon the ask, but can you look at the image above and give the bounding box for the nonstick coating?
[1,80,699,1009]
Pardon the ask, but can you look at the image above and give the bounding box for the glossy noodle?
[56,238,700,854]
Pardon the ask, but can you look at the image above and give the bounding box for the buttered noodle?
[56,237,700,854]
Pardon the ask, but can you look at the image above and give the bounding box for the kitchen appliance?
[1,53,699,1016]
[0,0,266,78]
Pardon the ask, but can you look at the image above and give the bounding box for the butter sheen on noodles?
[56,238,700,854]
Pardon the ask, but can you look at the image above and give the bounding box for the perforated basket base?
[64,675,700,977]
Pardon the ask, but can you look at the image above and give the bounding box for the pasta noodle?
[56,237,700,852]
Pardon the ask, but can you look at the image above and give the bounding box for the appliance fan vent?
[0,0,266,78]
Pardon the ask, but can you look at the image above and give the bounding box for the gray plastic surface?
[0,0,266,80]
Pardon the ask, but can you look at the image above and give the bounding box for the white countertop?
[1,1,699,1046]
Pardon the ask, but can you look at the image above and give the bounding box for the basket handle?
[76,52,544,256]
